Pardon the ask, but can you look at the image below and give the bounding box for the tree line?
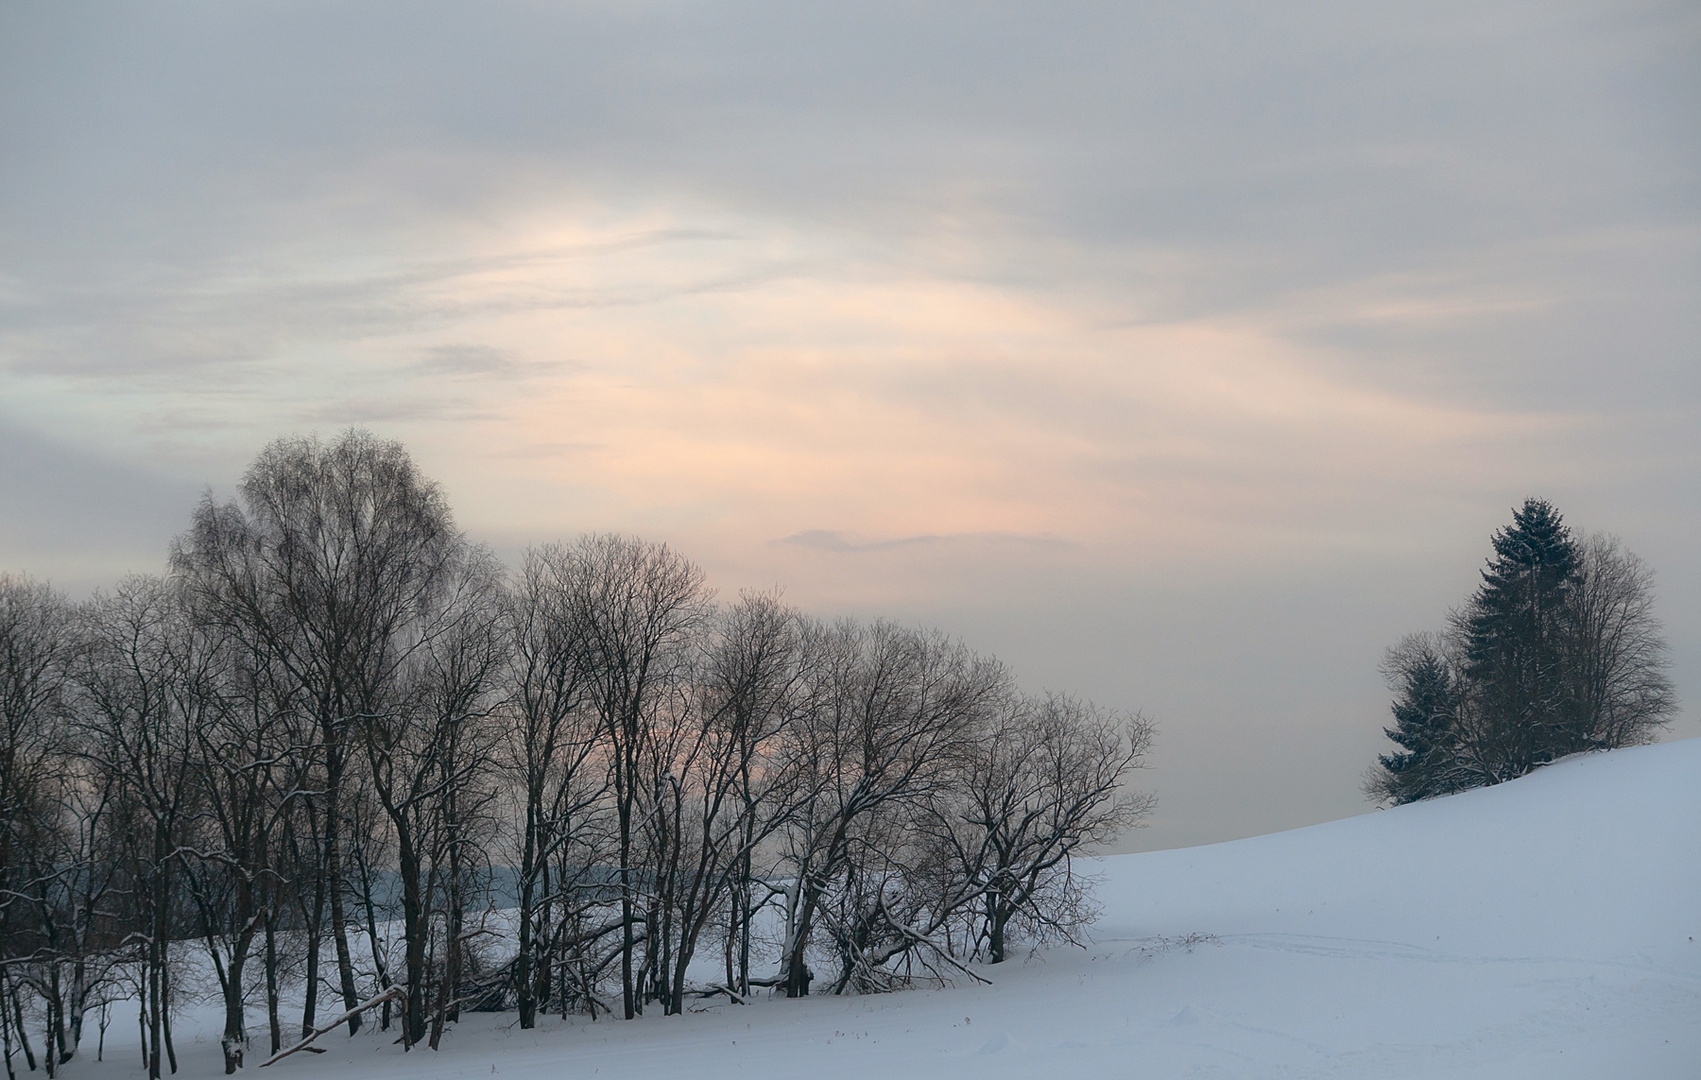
[0,431,1153,1077]
[1369,497,1675,805]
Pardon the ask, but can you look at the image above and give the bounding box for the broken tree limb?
[689,984,747,1004]
[259,987,404,1068]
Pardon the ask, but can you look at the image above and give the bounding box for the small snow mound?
[1168,1004,1204,1027]
[976,1031,1023,1055]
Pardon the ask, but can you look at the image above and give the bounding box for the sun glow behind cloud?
[2,194,1585,593]
[269,204,1578,577]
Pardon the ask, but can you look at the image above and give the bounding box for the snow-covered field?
[80,738,1701,1079]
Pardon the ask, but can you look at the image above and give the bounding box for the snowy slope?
[80,739,1701,1080]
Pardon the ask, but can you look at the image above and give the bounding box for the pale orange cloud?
[293,203,1584,593]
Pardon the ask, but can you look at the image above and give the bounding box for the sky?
[2,0,1697,851]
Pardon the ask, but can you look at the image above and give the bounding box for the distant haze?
[2,1,1696,851]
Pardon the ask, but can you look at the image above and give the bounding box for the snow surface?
[75,739,1701,1079]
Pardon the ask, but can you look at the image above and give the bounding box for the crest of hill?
[1090,737,1701,961]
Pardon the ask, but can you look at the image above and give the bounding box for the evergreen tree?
[1457,498,1583,782]
[1372,635,1462,805]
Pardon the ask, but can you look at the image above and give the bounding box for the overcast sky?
[3,0,1697,850]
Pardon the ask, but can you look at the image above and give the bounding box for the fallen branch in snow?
[689,984,747,1004]
[259,987,405,1068]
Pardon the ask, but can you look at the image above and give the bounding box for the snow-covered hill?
[87,739,1701,1080]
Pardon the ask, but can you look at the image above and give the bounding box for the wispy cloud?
[411,345,536,379]
[773,529,1071,553]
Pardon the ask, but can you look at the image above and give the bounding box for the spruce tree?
[1457,497,1583,782]
[1374,636,1462,805]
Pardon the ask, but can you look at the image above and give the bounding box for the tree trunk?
[784,889,819,998]
[13,986,37,1074]
[326,837,363,1035]
[444,835,464,1026]
[398,837,428,1047]
[2,982,17,1080]
[148,936,162,1080]
[300,859,325,1038]
[323,743,362,1035]
[133,975,145,1072]
[618,797,635,1020]
[356,852,393,1031]
[161,963,177,1075]
[429,864,463,1051]
[515,815,537,1029]
[536,859,553,1015]
[220,953,246,1074]
[737,834,755,998]
[66,959,87,1061]
[220,878,258,1074]
[265,915,282,1056]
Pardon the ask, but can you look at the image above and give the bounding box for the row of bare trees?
[0,431,1153,1077]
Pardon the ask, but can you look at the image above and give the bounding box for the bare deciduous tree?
[174,614,304,1073]
[500,546,610,1029]
[774,621,1006,997]
[75,578,214,1079]
[173,431,463,1035]
[1567,536,1676,751]
[563,535,709,1019]
[936,694,1153,964]
[648,591,803,1013]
